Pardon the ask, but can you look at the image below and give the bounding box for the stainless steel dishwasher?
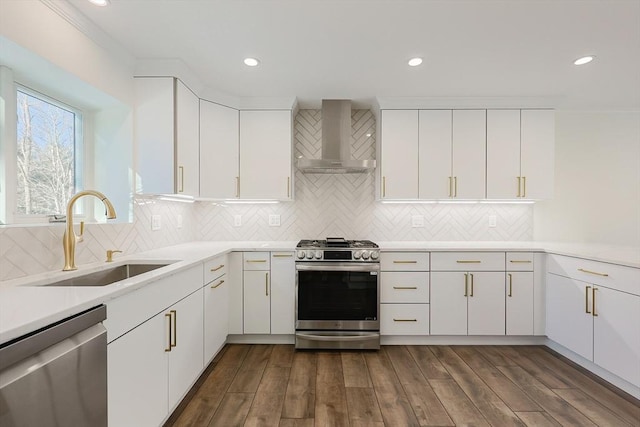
[0,305,107,427]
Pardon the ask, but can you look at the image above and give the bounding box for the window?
[15,88,83,217]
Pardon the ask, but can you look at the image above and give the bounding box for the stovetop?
[297,238,379,249]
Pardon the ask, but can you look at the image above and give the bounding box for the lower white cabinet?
[244,269,271,334]
[431,272,505,335]
[107,288,204,427]
[506,272,534,335]
[204,256,228,363]
[270,252,295,334]
[380,304,429,335]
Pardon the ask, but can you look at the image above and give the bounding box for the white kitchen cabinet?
[380,110,419,199]
[199,100,239,199]
[486,109,554,199]
[108,312,167,427]
[168,289,204,410]
[380,271,429,304]
[380,304,430,335]
[135,77,199,196]
[227,252,244,335]
[431,252,506,335]
[506,272,534,335]
[270,252,295,334]
[520,109,554,199]
[243,270,271,334]
[419,110,453,199]
[451,110,486,199]
[239,110,292,200]
[204,255,228,363]
[175,80,199,196]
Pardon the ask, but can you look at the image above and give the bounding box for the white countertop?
[1,240,637,345]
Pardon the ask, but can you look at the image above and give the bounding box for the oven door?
[296,262,380,331]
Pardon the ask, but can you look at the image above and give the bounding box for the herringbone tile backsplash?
[0,109,532,281]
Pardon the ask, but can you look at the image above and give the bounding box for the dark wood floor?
[166,345,640,427]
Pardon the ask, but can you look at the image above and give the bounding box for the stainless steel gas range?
[295,237,380,350]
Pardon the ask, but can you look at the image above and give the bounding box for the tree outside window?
[16,90,81,216]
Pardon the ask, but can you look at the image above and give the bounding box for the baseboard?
[226,334,295,344]
[380,335,547,345]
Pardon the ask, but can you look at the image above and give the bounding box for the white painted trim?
[381,335,547,346]
[226,334,295,345]
[376,96,560,110]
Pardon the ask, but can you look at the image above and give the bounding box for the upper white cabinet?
[199,100,239,199]
[451,110,486,199]
[380,110,419,199]
[487,109,554,199]
[418,110,452,199]
[135,77,199,196]
[239,110,293,200]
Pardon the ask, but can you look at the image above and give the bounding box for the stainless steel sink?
[44,263,172,287]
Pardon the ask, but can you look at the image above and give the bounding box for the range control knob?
[353,250,363,260]
[296,250,306,259]
[306,251,314,259]
[370,251,379,260]
[314,251,323,259]
[361,250,371,260]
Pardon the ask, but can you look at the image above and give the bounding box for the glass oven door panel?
[297,271,378,321]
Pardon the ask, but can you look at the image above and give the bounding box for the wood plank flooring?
[165,345,640,427]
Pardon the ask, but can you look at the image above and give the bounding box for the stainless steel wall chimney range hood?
[297,100,376,173]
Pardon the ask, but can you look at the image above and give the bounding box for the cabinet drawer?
[243,252,271,270]
[506,252,534,271]
[431,252,504,271]
[547,254,640,296]
[380,272,429,303]
[380,304,430,335]
[204,255,227,283]
[380,252,429,271]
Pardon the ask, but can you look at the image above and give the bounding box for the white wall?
[534,111,640,247]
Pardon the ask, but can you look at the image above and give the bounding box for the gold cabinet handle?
[210,264,225,272]
[454,176,457,197]
[470,273,474,297]
[393,286,418,290]
[448,176,452,197]
[265,272,269,296]
[522,176,526,198]
[246,259,267,263]
[510,260,532,264]
[517,176,522,198]
[585,285,592,314]
[287,177,290,198]
[236,176,240,198]
[457,260,481,264]
[508,273,513,297]
[382,176,386,198]
[393,260,417,264]
[211,279,224,289]
[578,268,609,277]
[165,313,172,352]
[592,288,598,317]
[170,310,177,348]
[178,166,185,193]
[273,254,293,258]
[393,319,417,322]
[464,273,468,297]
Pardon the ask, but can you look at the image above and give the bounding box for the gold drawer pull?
[273,254,293,258]
[578,268,609,277]
[508,274,513,297]
[592,288,598,317]
[393,319,417,322]
[393,286,418,290]
[210,264,225,272]
[510,260,532,263]
[393,260,417,264]
[585,286,592,314]
[170,310,177,348]
[211,279,224,289]
[165,313,172,352]
[457,260,481,264]
[246,259,267,263]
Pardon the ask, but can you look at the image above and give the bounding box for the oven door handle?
[295,333,378,342]
[296,263,380,272]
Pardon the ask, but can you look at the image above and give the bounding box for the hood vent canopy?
[297,100,376,173]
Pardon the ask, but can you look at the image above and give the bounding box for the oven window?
[297,271,378,321]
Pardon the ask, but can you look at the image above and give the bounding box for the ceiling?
[67,0,640,109]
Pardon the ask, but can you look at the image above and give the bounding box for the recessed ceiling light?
[408,57,423,67]
[88,0,109,6]
[573,56,595,65]
[244,58,260,67]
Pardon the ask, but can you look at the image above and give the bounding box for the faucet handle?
[75,221,85,243]
[106,249,123,262]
